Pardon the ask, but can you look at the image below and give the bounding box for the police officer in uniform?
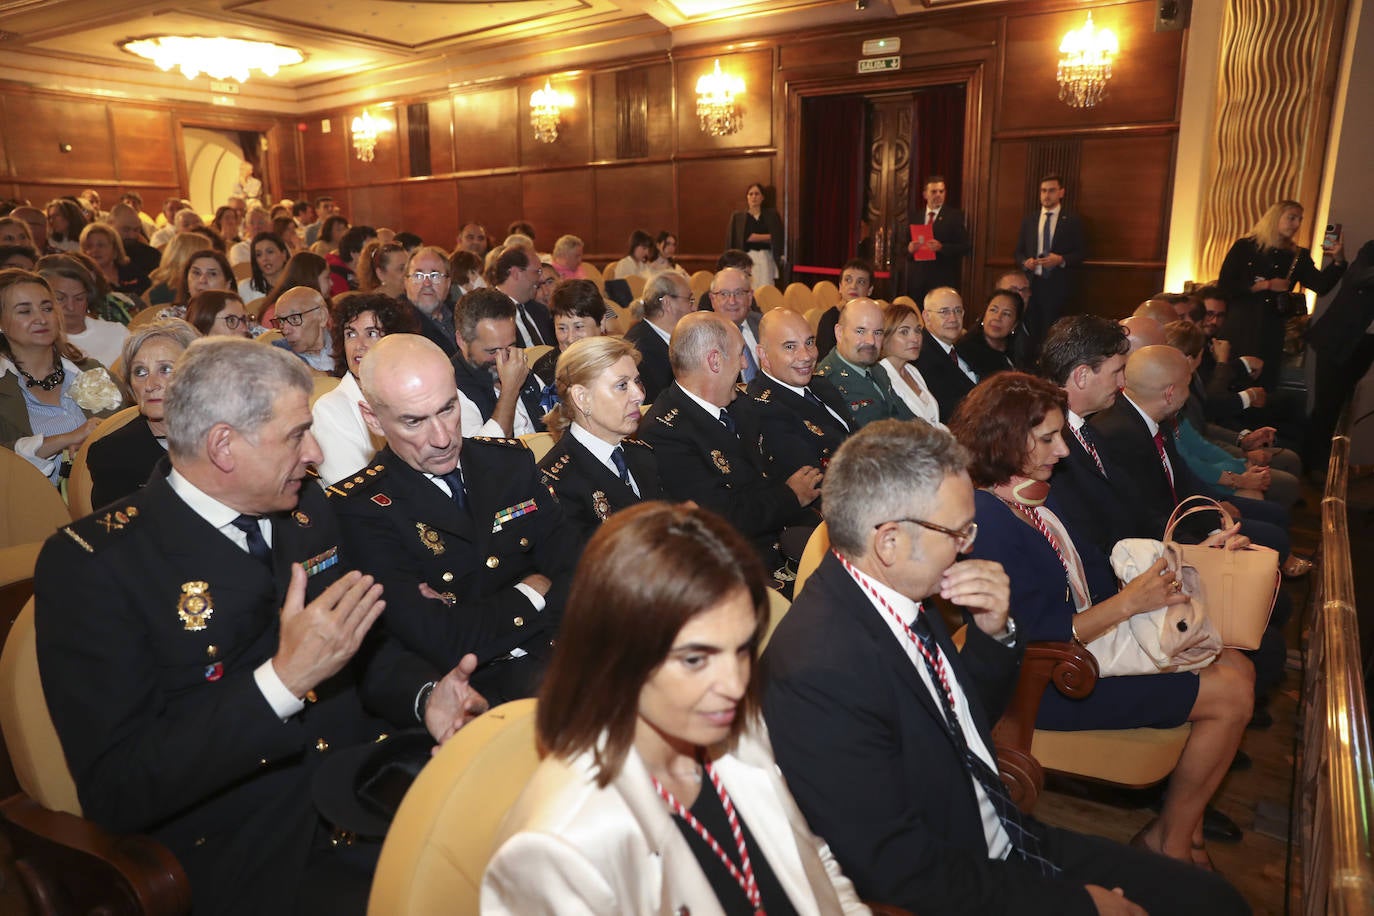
[35,339,484,916]
[732,308,851,482]
[335,334,579,705]
[814,297,914,430]
[639,312,821,568]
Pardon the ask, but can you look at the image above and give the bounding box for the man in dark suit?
[336,334,578,705]
[35,339,485,916]
[762,419,1249,916]
[625,271,695,403]
[488,245,554,348]
[639,312,821,565]
[706,266,763,384]
[733,307,850,481]
[1038,315,1135,560]
[452,288,547,437]
[401,246,459,358]
[905,175,970,304]
[1014,173,1087,352]
[913,286,979,421]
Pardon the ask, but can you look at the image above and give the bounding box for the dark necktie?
[230,514,272,565]
[1075,423,1106,477]
[1041,211,1054,256]
[439,467,469,513]
[908,611,1060,877]
[718,409,737,436]
[1152,430,1177,503]
[609,446,632,487]
[803,386,823,407]
[517,304,543,346]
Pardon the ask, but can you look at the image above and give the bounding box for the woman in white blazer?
[481,503,870,916]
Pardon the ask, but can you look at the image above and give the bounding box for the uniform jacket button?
[442,571,454,582]
[518,537,530,549]
[315,738,329,752]
[513,616,525,627]
[486,556,500,569]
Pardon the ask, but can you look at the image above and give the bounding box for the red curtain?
[796,95,867,271]
[911,84,966,210]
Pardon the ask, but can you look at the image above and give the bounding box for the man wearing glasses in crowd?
[625,271,696,403]
[271,286,333,373]
[706,266,762,383]
[914,286,979,422]
[401,246,459,357]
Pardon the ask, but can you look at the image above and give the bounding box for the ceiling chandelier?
[530,79,568,144]
[120,36,304,82]
[1056,12,1118,109]
[696,59,745,137]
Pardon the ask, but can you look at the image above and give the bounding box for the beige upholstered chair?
[0,448,71,549]
[0,541,41,801]
[688,270,713,296]
[783,282,813,314]
[67,405,142,520]
[368,698,539,916]
[803,306,827,335]
[792,521,830,597]
[231,261,253,282]
[524,344,554,368]
[759,589,791,652]
[517,432,555,462]
[623,274,646,300]
[127,307,169,330]
[601,262,618,283]
[892,295,918,310]
[0,598,191,914]
[753,284,784,313]
[812,280,841,310]
[310,375,341,408]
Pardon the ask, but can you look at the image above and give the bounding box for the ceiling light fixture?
[696,59,745,137]
[120,36,304,83]
[351,109,381,163]
[530,79,568,144]
[1056,12,1118,109]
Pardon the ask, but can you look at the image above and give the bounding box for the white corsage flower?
[70,367,123,413]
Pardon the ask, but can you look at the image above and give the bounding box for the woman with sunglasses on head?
[482,502,869,915]
[949,371,1254,870]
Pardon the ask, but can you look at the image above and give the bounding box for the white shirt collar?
[1122,392,1159,436]
[931,335,957,355]
[1042,205,1062,217]
[167,467,249,532]
[842,556,922,626]
[677,383,729,423]
[645,318,672,343]
[762,371,808,398]
[1066,408,1086,431]
[569,420,620,469]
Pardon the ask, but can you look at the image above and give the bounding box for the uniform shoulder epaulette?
[752,386,773,405]
[654,407,680,428]
[540,451,572,481]
[325,463,386,498]
[734,381,749,395]
[623,437,652,450]
[813,363,832,377]
[471,436,524,448]
[62,502,144,552]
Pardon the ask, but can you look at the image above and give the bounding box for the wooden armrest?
[866,903,917,916]
[1,793,191,916]
[991,640,1098,815]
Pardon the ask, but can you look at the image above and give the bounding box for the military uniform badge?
[656,408,680,427]
[591,490,610,521]
[804,420,825,437]
[292,510,311,527]
[416,522,445,556]
[177,581,215,631]
[710,450,731,474]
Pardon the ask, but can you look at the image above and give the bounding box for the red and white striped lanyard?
[653,758,764,915]
[834,550,957,711]
[998,498,1088,608]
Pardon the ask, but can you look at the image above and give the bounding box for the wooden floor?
[1034,482,1325,916]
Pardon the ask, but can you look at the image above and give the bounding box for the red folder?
[909,224,935,261]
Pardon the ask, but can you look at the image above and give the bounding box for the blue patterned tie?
[718,409,737,436]
[230,515,272,565]
[909,610,1061,877]
[609,446,632,486]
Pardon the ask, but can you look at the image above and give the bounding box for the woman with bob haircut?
[536,335,662,542]
[482,502,868,915]
[949,371,1254,870]
[186,290,251,339]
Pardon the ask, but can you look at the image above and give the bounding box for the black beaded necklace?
[14,349,64,391]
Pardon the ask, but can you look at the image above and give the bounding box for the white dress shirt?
[930,335,979,384]
[166,469,302,721]
[762,372,849,431]
[1034,206,1061,277]
[880,357,944,428]
[569,421,639,496]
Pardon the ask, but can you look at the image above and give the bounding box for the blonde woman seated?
[880,301,944,428]
[537,336,662,543]
[482,502,869,915]
[549,234,601,282]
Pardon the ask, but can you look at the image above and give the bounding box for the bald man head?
[1120,315,1165,353]
[835,297,885,367]
[358,334,464,475]
[1123,344,1192,423]
[1133,298,1177,327]
[758,308,818,387]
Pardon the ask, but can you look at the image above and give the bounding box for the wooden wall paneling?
[400,179,460,250]
[348,184,404,233]
[1077,266,1166,318]
[428,99,456,176]
[270,123,304,203]
[301,115,349,192]
[519,169,594,250]
[0,96,10,179]
[777,19,998,72]
[519,75,591,169]
[676,156,775,257]
[675,50,775,154]
[645,63,675,158]
[344,107,403,185]
[1075,133,1175,262]
[455,174,523,243]
[986,140,1029,269]
[109,107,177,184]
[592,163,676,255]
[453,88,519,173]
[3,95,113,182]
[998,2,1181,133]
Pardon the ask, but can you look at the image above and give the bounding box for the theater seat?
[783,282,812,314]
[759,588,791,651]
[0,447,71,549]
[368,698,539,916]
[517,432,554,462]
[792,521,830,596]
[812,280,840,310]
[688,270,713,296]
[0,598,190,915]
[524,344,554,369]
[754,284,784,313]
[68,405,142,520]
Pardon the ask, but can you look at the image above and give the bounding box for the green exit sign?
[857,56,901,74]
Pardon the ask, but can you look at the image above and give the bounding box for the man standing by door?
[1014,173,1087,356]
[905,175,970,304]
